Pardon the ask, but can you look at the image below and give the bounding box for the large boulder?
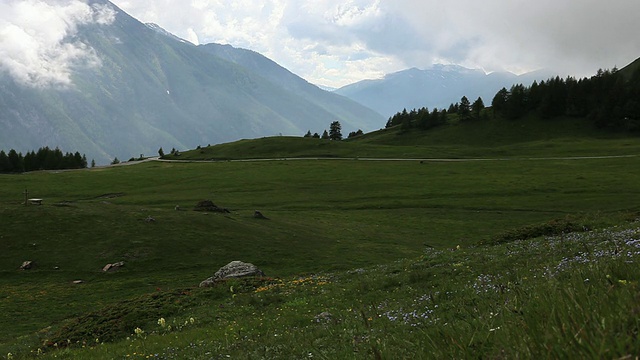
[199,261,265,287]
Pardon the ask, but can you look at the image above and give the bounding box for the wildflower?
[158,318,166,328]
[7,353,13,360]
[134,327,144,337]
[190,317,195,324]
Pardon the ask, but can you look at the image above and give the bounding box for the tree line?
[0,147,89,173]
[382,65,640,134]
[303,121,364,140]
[384,96,487,131]
[491,67,640,131]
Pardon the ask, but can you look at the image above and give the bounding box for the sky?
[1,0,640,89]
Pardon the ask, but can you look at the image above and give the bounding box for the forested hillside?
[0,147,88,173]
[383,60,640,134]
[492,66,640,131]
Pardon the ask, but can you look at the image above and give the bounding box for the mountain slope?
[335,65,553,117]
[0,0,383,163]
[619,56,640,80]
[198,43,382,133]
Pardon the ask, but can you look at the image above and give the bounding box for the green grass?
[170,115,640,161]
[2,121,640,358]
[8,222,640,359]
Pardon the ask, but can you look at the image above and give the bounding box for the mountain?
[0,0,383,163]
[335,65,554,117]
[197,43,379,133]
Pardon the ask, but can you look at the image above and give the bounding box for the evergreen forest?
[0,147,88,173]
[385,66,640,133]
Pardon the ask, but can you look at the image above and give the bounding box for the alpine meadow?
[2,1,640,359]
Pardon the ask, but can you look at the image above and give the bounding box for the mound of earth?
[194,200,230,213]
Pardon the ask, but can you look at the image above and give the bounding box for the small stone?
[102,261,125,272]
[72,280,84,284]
[315,312,334,323]
[19,261,33,270]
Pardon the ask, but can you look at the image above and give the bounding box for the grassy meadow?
[1,123,640,358]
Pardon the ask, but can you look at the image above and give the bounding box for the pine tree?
[471,97,485,119]
[329,121,342,140]
[458,96,471,121]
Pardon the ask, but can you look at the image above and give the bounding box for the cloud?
[0,0,116,88]
[110,0,640,87]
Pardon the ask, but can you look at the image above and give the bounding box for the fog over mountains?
[335,65,554,117]
[0,0,383,163]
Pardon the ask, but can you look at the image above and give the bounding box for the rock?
[194,200,230,213]
[19,261,33,270]
[199,261,265,287]
[144,216,156,223]
[315,311,334,323]
[253,210,269,220]
[72,280,84,284]
[102,261,125,272]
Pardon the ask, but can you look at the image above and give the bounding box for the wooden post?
[23,189,28,206]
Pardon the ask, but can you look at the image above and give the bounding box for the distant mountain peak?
[336,65,552,117]
[145,22,193,45]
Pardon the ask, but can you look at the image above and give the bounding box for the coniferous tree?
[348,129,364,138]
[329,121,342,140]
[491,87,509,116]
[0,151,9,172]
[471,97,485,120]
[7,149,23,173]
[458,96,471,121]
[321,130,329,139]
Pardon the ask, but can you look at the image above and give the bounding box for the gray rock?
[102,261,125,272]
[19,261,33,270]
[199,261,265,287]
[315,311,334,323]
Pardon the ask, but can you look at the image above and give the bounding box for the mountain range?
[0,0,383,163]
[335,65,555,117]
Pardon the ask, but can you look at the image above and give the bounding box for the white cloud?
[111,1,640,87]
[0,0,116,88]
